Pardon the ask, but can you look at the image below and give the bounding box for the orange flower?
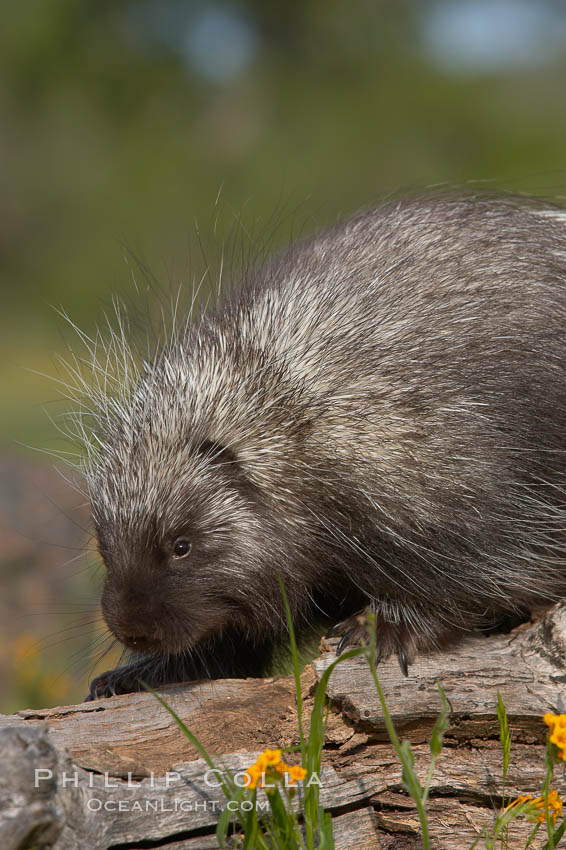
[262,749,282,766]
[244,764,264,790]
[244,749,283,789]
[505,790,563,825]
[544,713,566,760]
[243,749,307,791]
[255,754,268,772]
[286,764,307,785]
[274,760,307,784]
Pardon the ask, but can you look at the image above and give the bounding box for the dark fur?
[81,195,566,698]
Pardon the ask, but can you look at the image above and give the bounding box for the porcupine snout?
[102,581,154,651]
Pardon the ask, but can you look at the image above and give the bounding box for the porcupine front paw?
[85,664,147,700]
[329,606,417,677]
[84,653,174,700]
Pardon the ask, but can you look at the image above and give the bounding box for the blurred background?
[2,0,566,711]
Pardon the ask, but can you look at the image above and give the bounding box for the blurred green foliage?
[2,0,566,709]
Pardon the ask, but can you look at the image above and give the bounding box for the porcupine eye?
[172,538,192,559]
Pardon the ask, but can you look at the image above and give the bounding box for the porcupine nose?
[116,606,163,652]
[103,579,165,652]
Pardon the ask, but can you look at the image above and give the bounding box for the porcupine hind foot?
[330,601,458,677]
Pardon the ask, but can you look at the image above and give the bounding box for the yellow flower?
[244,749,283,789]
[544,713,566,760]
[263,749,282,766]
[547,790,563,822]
[286,764,307,784]
[244,764,263,790]
[243,749,307,791]
[254,754,268,772]
[273,760,307,784]
[505,790,563,825]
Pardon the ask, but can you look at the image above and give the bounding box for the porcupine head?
[81,313,338,678]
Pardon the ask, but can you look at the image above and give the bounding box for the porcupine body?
[82,194,566,699]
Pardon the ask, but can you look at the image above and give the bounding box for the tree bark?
[2,603,566,849]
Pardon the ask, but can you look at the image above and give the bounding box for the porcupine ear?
[198,440,239,468]
[198,440,257,495]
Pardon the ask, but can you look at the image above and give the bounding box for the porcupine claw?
[336,628,357,655]
[333,618,410,676]
[85,663,147,700]
[398,646,409,678]
[84,671,115,701]
[335,626,384,667]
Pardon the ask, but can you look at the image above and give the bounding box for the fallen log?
[2,603,566,849]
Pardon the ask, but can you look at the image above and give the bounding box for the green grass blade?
[145,682,236,800]
[429,683,450,759]
[363,630,430,850]
[216,803,237,848]
[496,692,510,806]
[542,816,566,849]
[278,576,305,756]
[525,822,542,849]
[319,808,335,849]
[303,646,365,845]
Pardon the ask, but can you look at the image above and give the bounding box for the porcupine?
[76,193,566,699]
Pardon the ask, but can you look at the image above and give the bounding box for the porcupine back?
[78,194,566,691]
